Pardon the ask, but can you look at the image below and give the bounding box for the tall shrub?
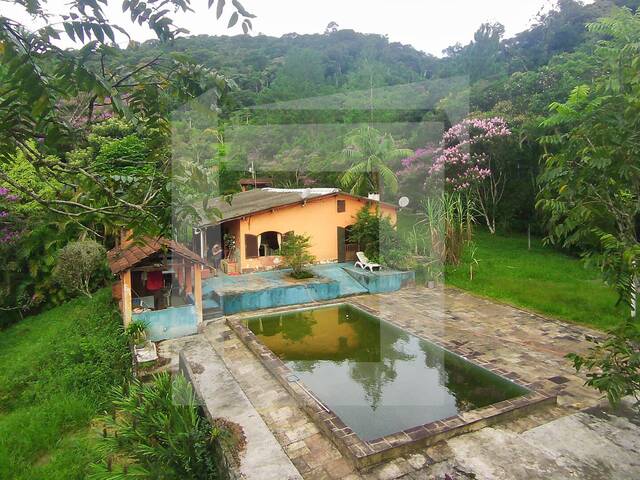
[280,233,316,278]
[419,193,474,266]
[348,206,412,270]
[54,240,108,297]
[91,373,228,480]
[538,8,640,406]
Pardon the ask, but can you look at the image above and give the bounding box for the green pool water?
[246,303,528,441]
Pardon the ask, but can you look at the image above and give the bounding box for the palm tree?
[340,126,412,196]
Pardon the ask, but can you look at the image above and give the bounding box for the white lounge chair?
[355,251,382,272]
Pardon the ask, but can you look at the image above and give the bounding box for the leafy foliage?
[280,233,315,278]
[91,372,227,480]
[0,0,248,235]
[538,8,640,307]
[567,320,640,406]
[348,206,412,270]
[54,240,108,297]
[538,7,640,406]
[341,126,412,196]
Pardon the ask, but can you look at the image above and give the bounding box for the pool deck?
[166,286,640,479]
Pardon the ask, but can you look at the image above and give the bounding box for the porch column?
[185,263,193,296]
[122,270,132,327]
[194,265,203,325]
[177,261,184,291]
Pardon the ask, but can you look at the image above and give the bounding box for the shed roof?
[239,177,273,186]
[107,237,207,275]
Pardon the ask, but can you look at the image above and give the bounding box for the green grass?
[398,212,626,331]
[445,231,626,331]
[0,289,131,480]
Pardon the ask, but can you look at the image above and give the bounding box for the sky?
[6,0,577,56]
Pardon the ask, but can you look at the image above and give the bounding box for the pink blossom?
[398,116,511,192]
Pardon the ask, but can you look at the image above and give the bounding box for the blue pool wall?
[133,304,198,341]
[203,264,415,316]
[343,266,415,293]
[218,279,340,315]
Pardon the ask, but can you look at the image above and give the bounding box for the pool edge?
[227,303,559,469]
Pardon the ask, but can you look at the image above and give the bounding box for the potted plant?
[221,233,238,274]
[126,319,149,349]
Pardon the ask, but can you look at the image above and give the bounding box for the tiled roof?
[195,188,340,227]
[195,188,398,227]
[107,237,207,274]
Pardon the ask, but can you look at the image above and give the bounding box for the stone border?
[227,302,559,469]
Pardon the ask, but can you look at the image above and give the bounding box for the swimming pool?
[245,303,528,440]
[231,302,555,466]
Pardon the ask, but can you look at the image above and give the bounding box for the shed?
[108,235,208,340]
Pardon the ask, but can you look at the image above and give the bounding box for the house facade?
[195,188,397,274]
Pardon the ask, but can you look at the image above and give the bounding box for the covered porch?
[108,236,209,341]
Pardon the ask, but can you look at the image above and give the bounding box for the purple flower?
[406,116,511,191]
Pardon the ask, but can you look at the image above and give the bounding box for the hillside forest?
[1,0,640,323]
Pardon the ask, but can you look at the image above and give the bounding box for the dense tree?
[538,8,640,405]
[0,0,252,235]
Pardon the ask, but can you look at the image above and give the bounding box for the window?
[245,234,258,258]
[258,231,281,257]
[246,231,283,258]
[337,199,346,213]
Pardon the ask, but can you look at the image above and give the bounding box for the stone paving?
[168,286,638,479]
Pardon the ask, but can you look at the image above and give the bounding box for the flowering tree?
[401,117,511,233]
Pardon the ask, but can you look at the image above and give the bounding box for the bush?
[90,372,228,480]
[125,319,149,346]
[567,319,640,407]
[280,233,315,278]
[54,240,108,297]
[349,206,413,270]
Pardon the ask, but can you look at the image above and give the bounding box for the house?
[239,177,273,191]
[193,188,397,274]
[107,234,208,340]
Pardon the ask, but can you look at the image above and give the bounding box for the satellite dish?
[399,196,410,208]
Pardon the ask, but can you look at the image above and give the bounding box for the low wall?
[219,278,340,315]
[133,305,198,341]
[343,266,415,293]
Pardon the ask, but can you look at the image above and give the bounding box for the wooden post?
[185,263,193,296]
[122,270,132,327]
[177,261,184,291]
[194,265,203,325]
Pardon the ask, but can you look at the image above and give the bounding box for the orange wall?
[236,194,396,272]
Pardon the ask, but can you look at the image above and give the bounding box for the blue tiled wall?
[219,280,341,315]
[133,305,198,341]
[343,266,415,293]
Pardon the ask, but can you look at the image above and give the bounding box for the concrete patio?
[163,286,640,479]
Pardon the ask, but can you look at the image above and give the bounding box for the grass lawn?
[446,231,627,331]
[0,289,130,480]
[398,213,626,331]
